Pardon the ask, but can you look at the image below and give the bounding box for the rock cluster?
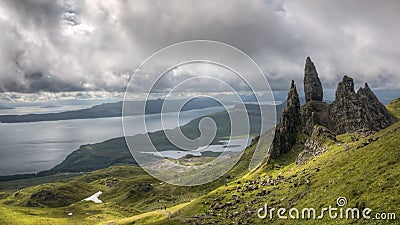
[139,182,153,191]
[269,57,396,159]
[28,189,69,207]
[191,169,316,224]
[302,59,395,135]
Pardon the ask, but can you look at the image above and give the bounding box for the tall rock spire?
[269,80,301,159]
[304,57,323,102]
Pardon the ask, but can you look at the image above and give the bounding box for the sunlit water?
[0,107,226,175]
[143,138,252,159]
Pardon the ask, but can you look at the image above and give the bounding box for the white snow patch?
[83,191,103,203]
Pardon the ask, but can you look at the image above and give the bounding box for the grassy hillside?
[111,103,400,225]
[387,97,400,119]
[0,134,265,225]
[50,137,137,172]
[149,116,400,224]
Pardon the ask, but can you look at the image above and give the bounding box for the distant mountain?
[0,98,226,123]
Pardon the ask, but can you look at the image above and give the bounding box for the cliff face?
[304,57,323,102]
[269,80,301,159]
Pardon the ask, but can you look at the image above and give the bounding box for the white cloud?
[0,0,399,93]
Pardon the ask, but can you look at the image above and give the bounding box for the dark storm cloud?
[2,0,61,29]
[0,0,399,93]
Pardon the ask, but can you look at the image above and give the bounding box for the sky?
[0,0,399,99]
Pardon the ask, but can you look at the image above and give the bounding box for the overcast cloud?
[0,0,399,94]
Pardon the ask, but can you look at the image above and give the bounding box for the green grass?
[387,97,400,119]
[0,134,262,225]
[2,130,398,224]
[0,173,82,191]
[98,201,192,225]
[0,200,126,225]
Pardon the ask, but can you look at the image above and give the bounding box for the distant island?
[0,97,229,123]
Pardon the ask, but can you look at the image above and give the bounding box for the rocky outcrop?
[270,57,396,160]
[28,189,70,207]
[329,76,395,134]
[301,101,330,135]
[335,75,355,97]
[296,125,336,165]
[304,57,323,102]
[301,62,394,135]
[269,80,301,159]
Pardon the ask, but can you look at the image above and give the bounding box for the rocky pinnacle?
[335,75,355,98]
[329,76,395,134]
[304,57,323,102]
[269,80,301,159]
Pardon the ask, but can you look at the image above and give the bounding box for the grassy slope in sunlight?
[0,136,263,225]
[142,102,400,225]
[387,98,400,119]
